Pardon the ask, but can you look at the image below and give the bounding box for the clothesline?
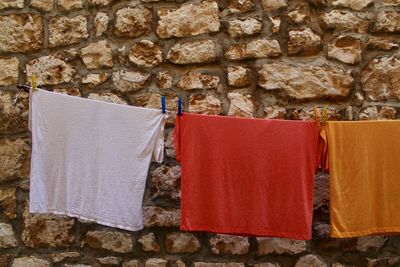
[27,88,400,240]
[17,84,337,123]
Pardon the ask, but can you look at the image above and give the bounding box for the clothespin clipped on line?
[313,106,329,123]
[161,96,166,114]
[321,107,329,123]
[14,74,38,105]
[178,97,182,116]
[31,74,37,92]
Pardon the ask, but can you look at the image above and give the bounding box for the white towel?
[29,89,167,231]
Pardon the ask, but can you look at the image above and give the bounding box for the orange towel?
[321,121,400,238]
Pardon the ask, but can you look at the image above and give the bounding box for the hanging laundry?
[29,89,167,231]
[174,113,319,240]
[321,121,400,238]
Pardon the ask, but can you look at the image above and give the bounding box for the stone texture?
[365,254,400,267]
[143,206,180,227]
[227,17,262,38]
[257,238,306,255]
[30,0,53,11]
[295,255,327,267]
[375,11,400,33]
[146,259,168,267]
[383,0,400,6]
[226,0,255,14]
[151,165,181,200]
[165,232,201,253]
[361,56,400,101]
[356,237,387,252]
[124,260,139,267]
[193,263,245,267]
[210,235,250,255]
[164,130,175,158]
[112,70,150,92]
[228,66,251,87]
[261,0,287,11]
[0,138,30,182]
[22,204,75,248]
[54,87,81,96]
[379,106,397,120]
[64,265,92,267]
[88,92,127,104]
[367,37,399,51]
[264,105,286,119]
[114,7,152,38]
[49,15,88,47]
[0,91,29,134]
[98,257,122,265]
[80,40,113,69]
[26,55,75,86]
[254,263,280,267]
[0,188,16,219]
[188,93,222,115]
[58,0,83,11]
[118,46,126,64]
[0,57,19,85]
[94,12,109,37]
[319,10,370,33]
[288,6,309,24]
[157,71,173,89]
[259,62,354,99]
[88,0,114,6]
[82,73,109,86]
[1,256,10,267]
[225,39,281,60]
[0,0,24,9]
[270,16,281,33]
[167,40,217,65]
[157,1,220,38]
[227,92,253,117]
[359,106,378,120]
[0,222,17,248]
[129,40,162,67]
[331,0,374,11]
[328,35,362,64]
[314,172,329,213]
[0,14,42,52]
[84,230,133,253]
[178,72,220,90]
[12,256,50,267]
[138,233,160,252]
[288,28,322,56]
[51,252,80,263]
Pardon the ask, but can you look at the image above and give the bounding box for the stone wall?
[1,0,400,266]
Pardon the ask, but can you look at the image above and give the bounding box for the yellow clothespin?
[321,106,328,123]
[31,74,37,92]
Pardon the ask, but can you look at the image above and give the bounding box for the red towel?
[174,113,319,240]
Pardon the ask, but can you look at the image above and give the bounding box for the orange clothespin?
[31,74,37,92]
[313,106,321,121]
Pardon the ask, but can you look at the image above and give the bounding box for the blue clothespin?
[161,96,166,114]
[178,97,182,116]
